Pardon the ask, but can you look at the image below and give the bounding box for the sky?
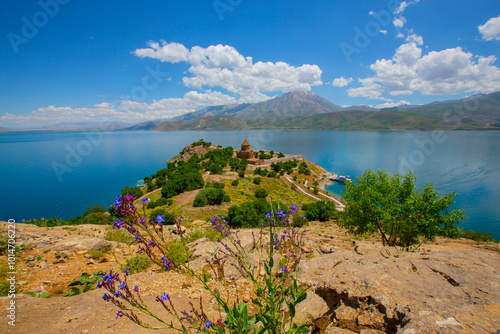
[0,0,499,129]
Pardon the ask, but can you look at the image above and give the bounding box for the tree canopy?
[341,170,464,247]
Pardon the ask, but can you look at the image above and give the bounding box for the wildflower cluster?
[98,193,310,333]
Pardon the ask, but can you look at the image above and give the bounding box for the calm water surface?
[1,130,499,239]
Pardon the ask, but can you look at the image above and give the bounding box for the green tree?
[341,170,464,247]
[254,188,268,199]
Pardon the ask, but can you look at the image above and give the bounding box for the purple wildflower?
[161,293,169,301]
[205,320,212,328]
[134,285,139,292]
[156,215,165,224]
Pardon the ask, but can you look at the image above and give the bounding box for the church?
[236,139,264,165]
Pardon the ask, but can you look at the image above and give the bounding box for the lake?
[1,130,499,239]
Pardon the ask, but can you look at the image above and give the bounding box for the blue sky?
[0,0,499,128]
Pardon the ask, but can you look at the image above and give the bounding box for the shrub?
[227,199,286,228]
[303,201,337,222]
[106,228,134,244]
[231,179,239,186]
[238,171,245,178]
[253,177,262,185]
[459,230,494,242]
[193,188,230,207]
[121,186,143,199]
[268,170,277,178]
[341,170,464,247]
[254,188,268,199]
[149,209,176,225]
[124,254,151,274]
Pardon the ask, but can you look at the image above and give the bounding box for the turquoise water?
[1,130,499,239]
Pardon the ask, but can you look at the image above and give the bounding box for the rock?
[171,225,187,235]
[359,330,386,334]
[320,245,335,254]
[98,257,108,263]
[29,286,48,296]
[40,261,50,269]
[435,317,461,326]
[53,258,66,264]
[333,305,358,330]
[36,241,47,248]
[59,251,68,259]
[27,261,36,267]
[324,324,357,334]
[91,240,112,252]
[84,253,93,259]
[43,281,51,285]
[87,259,95,265]
[357,308,385,330]
[294,292,329,324]
[25,256,35,262]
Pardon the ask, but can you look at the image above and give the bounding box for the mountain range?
[2,91,500,133]
[128,90,500,131]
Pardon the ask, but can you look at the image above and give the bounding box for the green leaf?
[295,292,307,304]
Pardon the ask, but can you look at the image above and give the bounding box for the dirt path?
[284,176,345,211]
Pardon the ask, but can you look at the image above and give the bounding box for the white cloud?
[393,18,405,28]
[133,42,323,101]
[375,100,411,109]
[348,42,500,99]
[405,31,424,46]
[0,90,245,128]
[134,41,190,63]
[380,30,388,35]
[478,15,500,41]
[332,76,353,87]
[392,0,420,29]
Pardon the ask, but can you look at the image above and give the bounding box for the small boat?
[335,175,352,183]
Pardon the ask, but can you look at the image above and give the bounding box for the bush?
[149,209,176,225]
[194,188,230,207]
[459,230,494,242]
[227,199,286,228]
[124,254,151,274]
[231,179,239,186]
[238,171,245,178]
[84,205,105,216]
[303,201,337,222]
[341,170,464,247]
[254,188,268,199]
[193,192,208,207]
[106,228,134,245]
[253,177,262,185]
[268,170,277,178]
[121,186,143,198]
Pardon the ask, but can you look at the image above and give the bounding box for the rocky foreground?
[1,221,499,334]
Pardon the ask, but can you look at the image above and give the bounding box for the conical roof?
[242,139,250,146]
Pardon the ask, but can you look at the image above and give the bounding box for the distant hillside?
[126,90,500,131]
[0,126,17,133]
[403,91,500,127]
[128,115,250,131]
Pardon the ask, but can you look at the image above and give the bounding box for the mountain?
[170,91,348,122]
[0,126,17,133]
[127,115,249,131]
[403,91,500,126]
[126,90,500,131]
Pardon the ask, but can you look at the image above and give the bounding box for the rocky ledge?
[1,221,499,334]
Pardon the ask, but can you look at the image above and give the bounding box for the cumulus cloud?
[0,90,242,128]
[375,100,411,109]
[478,15,500,41]
[348,42,500,99]
[332,77,353,87]
[133,41,323,101]
[392,0,420,32]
